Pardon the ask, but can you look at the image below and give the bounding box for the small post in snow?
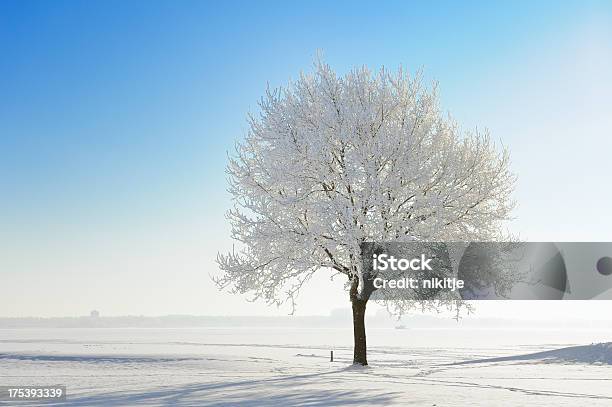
[330,350,334,362]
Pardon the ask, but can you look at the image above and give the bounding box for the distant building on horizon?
[90,310,100,318]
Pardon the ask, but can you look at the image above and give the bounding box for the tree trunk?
[349,247,378,366]
[352,298,368,365]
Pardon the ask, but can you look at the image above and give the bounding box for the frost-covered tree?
[216,60,515,365]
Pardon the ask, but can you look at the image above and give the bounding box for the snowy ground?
[2,327,612,406]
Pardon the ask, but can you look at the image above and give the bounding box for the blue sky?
[1,1,611,317]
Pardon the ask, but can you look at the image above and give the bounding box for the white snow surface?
[2,327,612,406]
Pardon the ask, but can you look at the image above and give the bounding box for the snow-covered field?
[2,327,612,406]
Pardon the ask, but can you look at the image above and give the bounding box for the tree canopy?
[216,60,515,314]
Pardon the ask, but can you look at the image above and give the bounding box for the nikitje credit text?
[372,253,464,291]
